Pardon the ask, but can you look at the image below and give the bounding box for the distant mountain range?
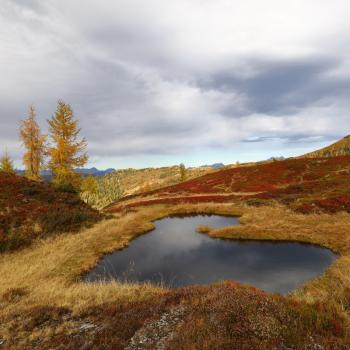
[75,167,115,176]
[15,163,227,179]
[303,135,350,158]
[199,163,225,169]
[16,167,116,178]
[266,156,285,162]
[185,163,225,170]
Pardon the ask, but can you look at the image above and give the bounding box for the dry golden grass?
[0,204,240,317]
[1,202,350,345]
[112,165,215,197]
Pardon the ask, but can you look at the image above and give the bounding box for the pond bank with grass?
[85,214,336,294]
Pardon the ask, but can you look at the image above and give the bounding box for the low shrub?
[38,205,99,233]
[0,173,103,252]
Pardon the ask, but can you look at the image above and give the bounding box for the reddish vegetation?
[153,156,350,195]
[296,195,350,214]
[108,156,350,214]
[0,172,102,252]
[110,194,238,212]
[2,282,347,349]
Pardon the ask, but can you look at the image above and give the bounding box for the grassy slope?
[108,156,350,214]
[0,172,102,252]
[112,165,216,196]
[2,156,350,348]
[303,135,350,158]
[0,204,350,348]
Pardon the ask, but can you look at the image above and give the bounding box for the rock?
[79,323,96,332]
[125,306,186,350]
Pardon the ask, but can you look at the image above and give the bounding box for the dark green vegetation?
[0,172,102,252]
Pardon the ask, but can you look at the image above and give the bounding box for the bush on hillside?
[80,173,124,209]
[0,172,102,252]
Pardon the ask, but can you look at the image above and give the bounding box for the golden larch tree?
[48,100,88,189]
[0,151,15,174]
[19,105,47,181]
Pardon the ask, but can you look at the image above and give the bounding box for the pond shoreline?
[84,213,336,294]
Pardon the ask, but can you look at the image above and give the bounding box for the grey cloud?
[242,136,284,143]
[241,134,335,144]
[1,1,350,167]
[200,57,350,116]
[11,0,44,11]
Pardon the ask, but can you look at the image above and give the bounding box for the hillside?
[2,160,350,348]
[114,165,218,196]
[303,135,350,158]
[80,165,219,209]
[84,162,290,210]
[107,156,350,214]
[0,172,102,252]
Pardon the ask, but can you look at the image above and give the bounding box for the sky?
[1,0,350,169]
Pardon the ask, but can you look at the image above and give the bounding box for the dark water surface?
[85,215,336,294]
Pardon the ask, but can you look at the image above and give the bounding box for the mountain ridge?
[303,135,350,158]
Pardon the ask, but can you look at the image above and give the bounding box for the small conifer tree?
[0,151,15,174]
[48,100,88,190]
[19,105,46,181]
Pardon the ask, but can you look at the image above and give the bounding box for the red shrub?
[0,173,102,252]
[109,156,350,215]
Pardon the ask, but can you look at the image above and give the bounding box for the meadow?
[1,156,350,348]
[1,202,349,348]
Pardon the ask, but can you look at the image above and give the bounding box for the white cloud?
[1,0,350,167]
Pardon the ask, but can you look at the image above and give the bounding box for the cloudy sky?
[1,0,350,169]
